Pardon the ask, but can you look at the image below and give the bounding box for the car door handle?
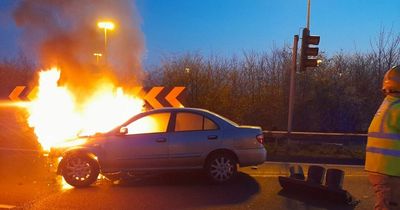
[207,135,218,140]
[156,138,167,143]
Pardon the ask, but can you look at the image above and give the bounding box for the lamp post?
[97,21,115,61]
[93,53,102,64]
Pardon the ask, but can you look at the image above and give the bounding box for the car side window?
[175,112,219,132]
[126,113,171,135]
[204,117,218,130]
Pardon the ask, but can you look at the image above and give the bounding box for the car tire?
[61,154,100,187]
[206,153,237,184]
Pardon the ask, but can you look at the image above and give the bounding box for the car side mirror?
[119,127,128,135]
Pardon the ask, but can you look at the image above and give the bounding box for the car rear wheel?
[61,155,99,187]
[206,153,237,183]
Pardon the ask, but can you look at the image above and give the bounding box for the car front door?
[102,112,171,170]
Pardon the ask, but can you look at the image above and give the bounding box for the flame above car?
[27,67,144,151]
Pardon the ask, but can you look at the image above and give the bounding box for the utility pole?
[307,0,311,29]
[287,35,299,136]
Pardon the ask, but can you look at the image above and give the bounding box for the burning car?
[53,107,267,187]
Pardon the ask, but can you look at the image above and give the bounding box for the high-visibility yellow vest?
[365,95,400,177]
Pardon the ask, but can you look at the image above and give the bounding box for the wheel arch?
[57,149,99,175]
[203,148,239,169]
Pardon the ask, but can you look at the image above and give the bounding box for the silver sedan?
[56,108,267,187]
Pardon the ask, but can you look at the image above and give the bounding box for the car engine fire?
[26,67,144,151]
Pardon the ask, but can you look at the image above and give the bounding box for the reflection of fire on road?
[27,67,144,151]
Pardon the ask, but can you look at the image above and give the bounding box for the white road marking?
[0,204,16,209]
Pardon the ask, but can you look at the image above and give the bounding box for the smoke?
[13,0,145,98]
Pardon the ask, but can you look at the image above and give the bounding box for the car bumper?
[235,147,267,167]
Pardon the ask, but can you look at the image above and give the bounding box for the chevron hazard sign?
[8,86,38,101]
[141,86,186,109]
[8,86,186,109]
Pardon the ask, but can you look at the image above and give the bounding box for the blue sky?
[1,0,400,68]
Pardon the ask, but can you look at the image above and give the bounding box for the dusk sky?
[1,0,399,68]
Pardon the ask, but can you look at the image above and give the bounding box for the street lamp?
[97,21,115,60]
[185,67,190,73]
[93,53,102,64]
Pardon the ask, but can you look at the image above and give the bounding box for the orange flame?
[27,67,144,151]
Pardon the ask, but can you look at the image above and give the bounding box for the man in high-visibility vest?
[366,65,400,210]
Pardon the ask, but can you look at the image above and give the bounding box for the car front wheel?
[206,153,237,183]
[61,154,99,187]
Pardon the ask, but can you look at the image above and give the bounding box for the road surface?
[0,161,373,210]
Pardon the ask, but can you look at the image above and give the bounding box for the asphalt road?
[0,162,374,210]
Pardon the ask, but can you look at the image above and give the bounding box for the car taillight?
[256,134,264,144]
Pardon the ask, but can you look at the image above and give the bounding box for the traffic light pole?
[288,35,299,136]
[287,0,317,136]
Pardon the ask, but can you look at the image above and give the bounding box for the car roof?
[146,107,211,113]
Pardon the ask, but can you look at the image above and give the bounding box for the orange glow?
[61,177,74,190]
[0,100,29,107]
[97,21,115,30]
[27,67,144,151]
[126,116,159,134]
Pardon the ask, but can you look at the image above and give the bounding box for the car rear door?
[168,111,221,168]
[102,112,172,170]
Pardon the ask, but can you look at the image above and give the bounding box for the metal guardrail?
[263,130,367,137]
[263,131,367,144]
[262,131,367,165]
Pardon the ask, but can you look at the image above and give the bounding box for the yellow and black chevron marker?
[142,86,186,109]
[8,86,186,109]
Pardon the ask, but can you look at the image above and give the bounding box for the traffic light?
[299,28,320,72]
